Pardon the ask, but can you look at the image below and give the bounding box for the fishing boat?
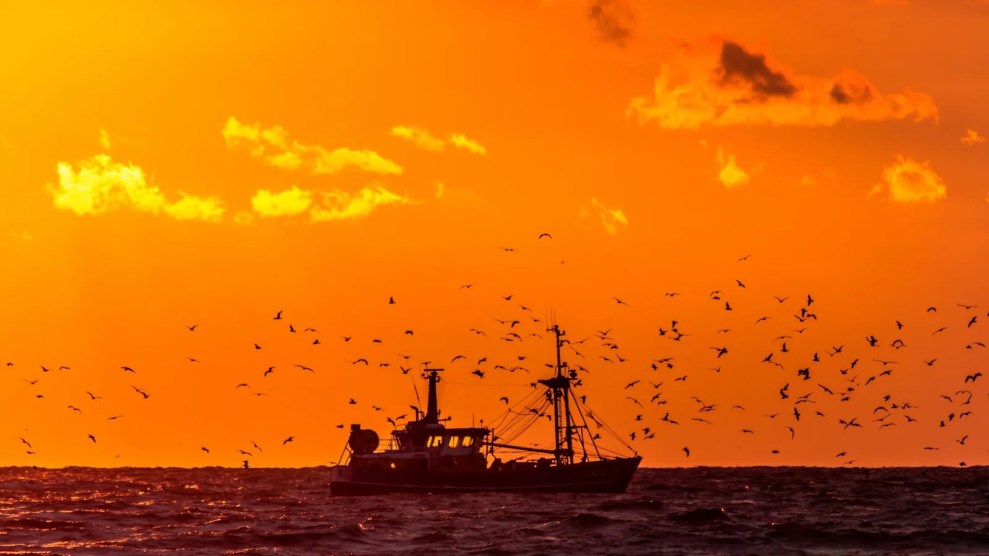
[329,325,641,495]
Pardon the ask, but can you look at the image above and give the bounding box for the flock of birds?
[5,234,987,467]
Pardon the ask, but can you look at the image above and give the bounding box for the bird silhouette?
[283,436,295,445]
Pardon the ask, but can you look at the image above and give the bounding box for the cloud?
[309,186,411,222]
[99,129,112,150]
[628,40,938,128]
[588,0,633,47]
[312,147,403,175]
[449,133,487,155]
[164,193,225,222]
[390,124,488,155]
[251,185,313,217]
[590,197,628,234]
[223,117,403,175]
[49,154,225,221]
[870,156,946,202]
[961,128,985,145]
[233,211,255,225]
[716,148,750,188]
[391,126,446,151]
[719,42,796,97]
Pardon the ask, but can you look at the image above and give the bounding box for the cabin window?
[462,436,473,447]
[448,436,460,448]
[428,436,442,448]
[390,462,396,469]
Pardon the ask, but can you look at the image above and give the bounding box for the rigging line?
[486,387,546,429]
[568,390,602,461]
[498,398,552,445]
[578,395,637,455]
[498,404,547,443]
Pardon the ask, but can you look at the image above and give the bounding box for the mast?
[538,324,575,465]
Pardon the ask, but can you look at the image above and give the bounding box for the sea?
[0,466,987,555]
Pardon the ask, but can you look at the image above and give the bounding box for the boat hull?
[329,456,641,495]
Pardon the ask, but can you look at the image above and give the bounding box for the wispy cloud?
[589,197,628,235]
[628,40,937,128]
[448,133,487,155]
[870,156,946,202]
[309,186,411,222]
[390,126,446,151]
[588,0,633,47]
[49,154,225,222]
[224,117,403,175]
[717,147,750,188]
[99,129,112,150]
[390,125,488,155]
[961,128,985,145]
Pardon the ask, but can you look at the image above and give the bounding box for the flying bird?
[538,233,552,239]
[283,436,295,445]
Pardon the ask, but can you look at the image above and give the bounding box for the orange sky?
[1,1,987,468]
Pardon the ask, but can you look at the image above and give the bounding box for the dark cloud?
[830,79,873,105]
[718,42,796,97]
[830,84,850,104]
[589,0,633,47]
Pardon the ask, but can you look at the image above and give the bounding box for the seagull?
[186,324,198,331]
[283,436,295,445]
[121,366,136,373]
[201,447,210,454]
[274,310,283,320]
[87,434,96,443]
[538,233,552,239]
[264,366,275,377]
[389,296,396,304]
[683,446,691,458]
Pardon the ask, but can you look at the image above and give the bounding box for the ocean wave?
[0,467,987,554]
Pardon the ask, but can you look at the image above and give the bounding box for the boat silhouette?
[330,324,641,494]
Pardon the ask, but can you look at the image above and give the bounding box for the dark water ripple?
[0,466,986,555]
